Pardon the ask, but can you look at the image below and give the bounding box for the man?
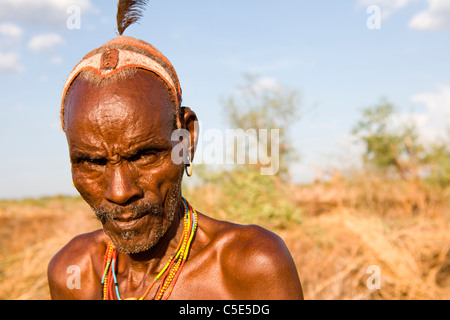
[47,2,303,300]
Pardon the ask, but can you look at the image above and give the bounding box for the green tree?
[422,138,450,187]
[220,74,301,180]
[352,100,425,179]
[184,75,303,228]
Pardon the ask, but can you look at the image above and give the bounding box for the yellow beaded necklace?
[101,198,198,300]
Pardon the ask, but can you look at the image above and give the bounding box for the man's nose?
[105,163,143,205]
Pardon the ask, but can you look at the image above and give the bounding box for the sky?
[0,0,449,199]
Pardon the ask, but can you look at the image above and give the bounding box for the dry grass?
[286,171,450,299]
[0,197,100,300]
[1,173,450,300]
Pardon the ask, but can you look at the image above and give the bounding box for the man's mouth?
[110,214,147,231]
[94,200,166,232]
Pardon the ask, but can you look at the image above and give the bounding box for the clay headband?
[60,47,180,131]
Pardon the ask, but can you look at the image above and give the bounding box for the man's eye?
[138,152,157,161]
[78,158,107,166]
[128,150,159,164]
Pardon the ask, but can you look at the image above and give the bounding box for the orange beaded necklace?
[101,198,198,300]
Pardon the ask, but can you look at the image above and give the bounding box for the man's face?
[64,70,184,254]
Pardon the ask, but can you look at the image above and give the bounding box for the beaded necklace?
[101,198,198,300]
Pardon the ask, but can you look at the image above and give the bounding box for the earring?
[185,154,193,177]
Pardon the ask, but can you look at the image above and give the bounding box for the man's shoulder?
[47,229,107,299]
[219,222,292,269]
[198,213,295,274]
[197,214,303,299]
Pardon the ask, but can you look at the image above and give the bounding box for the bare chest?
[95,251,232,300]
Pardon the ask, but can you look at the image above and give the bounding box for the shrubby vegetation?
[352,99,450,186]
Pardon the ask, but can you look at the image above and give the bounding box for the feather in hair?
[116,0,149,35]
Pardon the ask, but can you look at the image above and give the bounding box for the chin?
[112,234,159,254]
[104,210,175,254]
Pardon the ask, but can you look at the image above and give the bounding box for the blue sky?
[0,0,449,199]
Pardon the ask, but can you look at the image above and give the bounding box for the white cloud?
[0,51,24,73]
[29,33,65,53]
[0,0,96,29]
[253,77,279,92]
[410,85,450,141]
[409,0,450,31]
[0,22,23,40]
[357,0,417,19]
[358,0,450,31]
[0,23,24,73]
[0,22,23,49]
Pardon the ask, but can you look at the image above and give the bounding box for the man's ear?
[182,107,199,162]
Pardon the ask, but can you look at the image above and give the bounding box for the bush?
[185,166,302,229]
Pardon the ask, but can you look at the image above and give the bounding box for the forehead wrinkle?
[66,70,176,155]
[89,92,133,127]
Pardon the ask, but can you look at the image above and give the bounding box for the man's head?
[62,37,198,254]
[61,36,183,130]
